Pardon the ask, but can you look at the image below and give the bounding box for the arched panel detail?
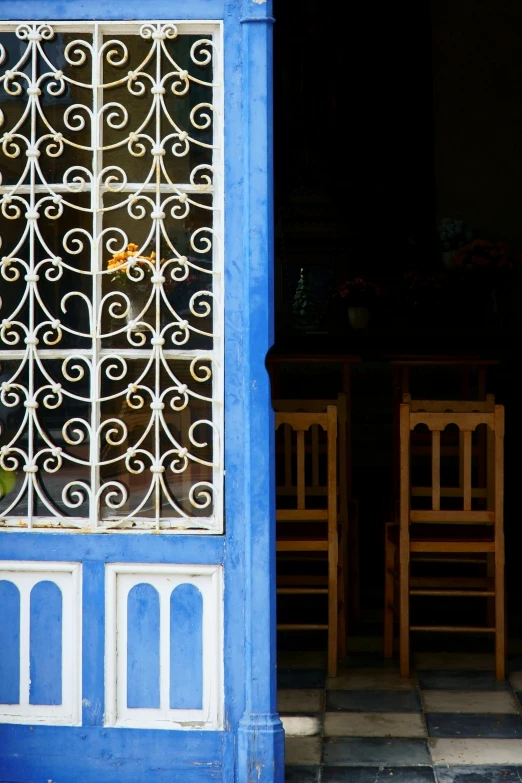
[30,581,63,705]
[170,583,203,709]
[0,581,20,705]
[127,583,160,709]
[107,564,222,728]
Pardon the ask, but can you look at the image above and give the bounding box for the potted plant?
[438,217,472,270]
[451,239,518,326]
[0,465,16,501]
[106,243,156,330]
[336,277,380,329]
[451,239,512,283]
[107,244,208,330]
[292,268,319,330]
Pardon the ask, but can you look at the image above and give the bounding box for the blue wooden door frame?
[0,2,284,781]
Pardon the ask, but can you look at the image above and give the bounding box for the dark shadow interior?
[270,0,522,656]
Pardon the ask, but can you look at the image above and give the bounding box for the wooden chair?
[273,394,349,656]
[407,395,496,621]
[268,352,361,623]
[275,407,338,677]
[384,395,497,658]
[384,400,505,679]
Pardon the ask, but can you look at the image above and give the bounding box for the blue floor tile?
[426,712,522,738]
[418,670,510,691]
[376,769,436,783]
[285,765,321,782]
[321,767,379,783]
[278,668,326,689]
[322,738,431,767]
[326,689,422,713]
[434,767,522,783]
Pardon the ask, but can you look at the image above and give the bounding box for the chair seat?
[410,540,495,553]
[386,524,495,553]
[387,523,493,544]
[277,538,329,552]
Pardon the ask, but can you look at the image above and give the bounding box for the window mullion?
[90,22,103,531]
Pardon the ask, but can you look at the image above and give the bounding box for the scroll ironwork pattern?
[0,21,223,531]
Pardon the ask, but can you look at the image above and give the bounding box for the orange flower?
[107,244,165,285]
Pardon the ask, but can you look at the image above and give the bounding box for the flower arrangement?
[451,240,514,286]
[336,277,381,308]
[107,243,156,286]
[106,242,205,315]
[438,217,472,253]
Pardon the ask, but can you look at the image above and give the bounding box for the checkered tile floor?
[279,651,522,782]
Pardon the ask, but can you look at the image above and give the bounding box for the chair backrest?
[400,400,504,534]
[272,395,347,518]
[274,408,337,532]
[402,395,495,505]
[403,393,495,413]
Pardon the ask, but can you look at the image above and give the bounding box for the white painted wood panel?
[105,563,223,729]
[0,561,82,725]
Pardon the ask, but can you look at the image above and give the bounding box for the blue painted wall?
[0,581,20,705]
[170,583,203,709]
[0,726,225,783]
[127,584,160,709]
[30,581,63,706]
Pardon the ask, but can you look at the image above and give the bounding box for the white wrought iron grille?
[0,22,223,532]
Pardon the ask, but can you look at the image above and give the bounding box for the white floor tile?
[422,690,520,714]
[281,715,321,737]
[285,735,322,765]
[327,668,418,691]
[430,738,522,765]
[324,711,426,738]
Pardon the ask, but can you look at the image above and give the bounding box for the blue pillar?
[236,1,285,781]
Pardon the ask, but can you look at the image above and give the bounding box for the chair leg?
[399,547,410,679]
[328,552,338,679]
[384,535,395,658]
[495,553,506,680]
[350,512,361,623]
[487,553,495,628]
[338,524,347,658]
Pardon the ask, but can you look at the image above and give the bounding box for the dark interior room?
[269,0,522,657]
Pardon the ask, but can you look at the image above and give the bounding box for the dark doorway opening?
[271,3,522,771]
[271,0,522,654]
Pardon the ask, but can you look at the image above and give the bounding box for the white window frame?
[0,20,224,533]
